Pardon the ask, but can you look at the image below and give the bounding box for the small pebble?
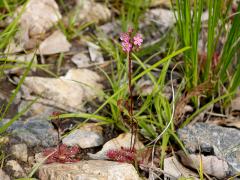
[11,143,28,162]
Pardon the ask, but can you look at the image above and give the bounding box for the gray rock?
[11,143,28,162]
[1,114,58,147]
[177,123,240,176]
[98,20,121,40]
[71,53,91,68]
[38,160,141,180]
[62,129,103,148]
[88,42,104,64]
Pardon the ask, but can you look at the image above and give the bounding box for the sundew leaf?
[27,150,58,178]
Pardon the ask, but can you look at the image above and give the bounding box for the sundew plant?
[118,27,143,151]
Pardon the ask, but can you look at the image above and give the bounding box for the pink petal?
[120,33,124,36]
[138,42,142,46]
[123,47,126,51]
[134,41,138,45]
[120,37,124,40]
[129,43,132,47]
[139,39,143,42]
[127,47,131,51]
[122,42,126,46]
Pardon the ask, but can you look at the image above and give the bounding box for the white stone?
[62,129,103,148]
[38,160,141,180]
[22,68,104,109]
[6,160,27,178]
[37,31,71,55]
[28,156,35,167]
[76,0,111,24]
[0,169,10,180]
[11,143,28,162]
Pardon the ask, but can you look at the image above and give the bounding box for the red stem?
[57,115,60,154]
[129,48,135,151]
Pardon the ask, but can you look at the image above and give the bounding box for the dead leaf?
[231,97,240,112]
[177,150,228,179]
[139,147,162,172]
[225,117,240,128]
[164,156,200,179]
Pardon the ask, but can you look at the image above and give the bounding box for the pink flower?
[128,27,134,33]
[120,33,130,41]
[133,35,143,46]
[122,41,132,51]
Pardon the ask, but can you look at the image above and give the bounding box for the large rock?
[1,114,58,147]
[38,160,141,180]
[177,123,240,176]
[22,68,104,109]
[62,129,103,148]
[10,0,61,36]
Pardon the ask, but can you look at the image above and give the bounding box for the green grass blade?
[0,91,44,134]
[0,49,36,123]
[0,0,29,51]
[41,113,114,124]
[2,0,11,13]
[61,47,191,138]
[57,52,64,75]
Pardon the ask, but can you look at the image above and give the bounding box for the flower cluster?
[106,146,143,165]
[43,144,80,164]
[120,28,143,52]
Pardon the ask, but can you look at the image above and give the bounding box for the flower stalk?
[118,28,143,151]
